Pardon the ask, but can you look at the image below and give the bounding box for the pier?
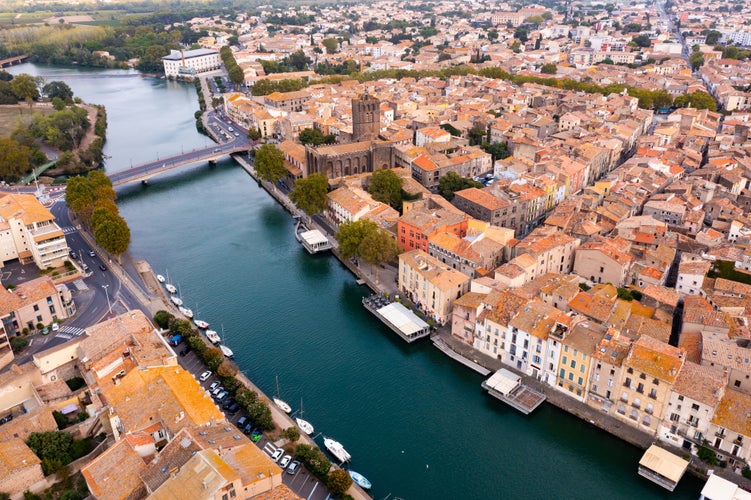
[481,369,546,415]
[362,294,431,343]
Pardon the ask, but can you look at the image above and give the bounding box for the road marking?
[56,326,85,339]
[61,226,78,234]
[72,279,89,291]
[307,481,319,500]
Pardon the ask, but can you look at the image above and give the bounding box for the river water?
[9,63,703,499]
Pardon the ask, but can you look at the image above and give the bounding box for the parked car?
[211,387,224,398]
[179,346,191,356]
[209,381,221,392]
[199,371,211,382]
[243,422,254,435]
[215,391,229,402]
[250,428,263,443]
[88,250,96,257]
[286,461,300,475]
[226,402,240,414]
[51,323,59,332]
[236,416,248,429]
[270,448,284,462]
[222,398,236,410]
[70,251,78,260]
[99,264,107,272]
[279,455,292,469]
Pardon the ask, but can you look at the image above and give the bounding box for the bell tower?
[351,94,380,142]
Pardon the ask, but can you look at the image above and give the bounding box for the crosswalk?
[55,326,85,340]
[72,279,88,291]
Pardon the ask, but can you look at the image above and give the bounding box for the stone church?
[305,94,396,179]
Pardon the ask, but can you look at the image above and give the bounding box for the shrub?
[282,427,300,442]
[153,310,174,329]
[10,336,29,353]
[327,469,353,496]
[294,444,331,480]
[742,466,751,479]
[65,377,86,391]
[697,445,719,465]
[53,411,68,430]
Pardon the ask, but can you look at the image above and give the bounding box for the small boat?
[323,437,351,463]
[205,330,221,344]
[295,398,314,435]
[179,306,193,318]
[274,376,291,413]
[194,319,209,329]
[348,471,371,490]
[156,274,165,283]
[220,344,234,359]
[165,284,177,294]
[170,296,183,306]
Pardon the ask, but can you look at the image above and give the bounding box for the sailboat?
[273,376,292,414]
[295,399,314,435]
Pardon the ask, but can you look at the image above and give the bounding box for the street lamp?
[102,284,112,316]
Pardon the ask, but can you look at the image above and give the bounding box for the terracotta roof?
[711,388,751,437]
[0,193,54,226]
[454,188,509,211]
[0,438,40,478]
[625,335,684,383]
[671,361,726,408]
[82,439,147,500]
[0,276,58,316]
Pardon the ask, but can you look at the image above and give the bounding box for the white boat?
[348,471,371,490]
[295,398,314,435]
[205,330,221,344]
[274,376,291,413]
[273,398,292,414]
[323,437,351,463]
[156,274,165,283]
[170,296,183,306]
[179,306,193,318]
[219,344,234,359]
[165,284,177,294]
[194,319,209,329]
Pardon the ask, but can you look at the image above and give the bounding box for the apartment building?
[162,49,221,78]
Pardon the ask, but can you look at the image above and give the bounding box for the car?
[199,371,212,382]
[88,250,96,257]
[222,398,236,410]
[270,448,284,462]
[233,132,239,137]
[211,387,224,398]
[99,264,107,272]
[51,323,59,332]
[209,381,221,391]
[216,391,229,402]
[179,346,191,356]
[41,327,49,335]
[226,402,240,415]
[236,416,248,429]
[250,428,263,443]
[82,264,89,272]
[228,127,234,132]
[279,455,292,469]
[70,251,78,259]
[286,460,300,475]
[243,422,254,435]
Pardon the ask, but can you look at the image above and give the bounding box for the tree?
[228,66,244,87]
[438,172,484,201]
[27,431,74,475]
[705,30,722,45]
[525,15,544,26]
[335,219,378,260]
[0,137,31,181]
[482,142,510,162]
[202,347,224,371]
[359,228,398,266]
[282,427,301,442]
[439,123,461,136]
[93,213,130,256]
[514,28,528,43]
[322,38,339,54]
[294,444,331,479]
[540,63,557,74]
[10,336,28,353]
[254,144,287,184]
[247,128,261,141]
[327,469,353,496]
[368,169,402,209]
[10,74,39,108]
[298,128,335,146]
[674,90,716,111]
[651,89,673,109]
[467,126,486,146]
[630,34,652,48]
[289,173,329,216]
[42,81,74,103]
[689,51,704,71]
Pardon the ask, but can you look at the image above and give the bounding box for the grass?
[708,260,751,286]
[0,105,54,138]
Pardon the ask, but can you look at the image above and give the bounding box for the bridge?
[0,55,29,68]
[108,138,251,187]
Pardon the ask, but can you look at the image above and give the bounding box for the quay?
[432,338,490,375]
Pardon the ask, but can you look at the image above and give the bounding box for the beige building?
[0,438,44,496]
[707,389,751,469]
[0,275,73,344]
[587,329,630,413]
[573,237,634,287]
[398,249,471,325]
[613,336,685,435]
[0,193,70,270]
[555,321,607,402]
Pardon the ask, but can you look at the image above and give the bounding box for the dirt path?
[77,104,99,153]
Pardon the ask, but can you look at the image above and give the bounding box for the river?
[9,63,704,499]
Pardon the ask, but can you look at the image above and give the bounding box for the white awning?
[377,302,429,337]
[60,403,79,415]
[700,474,751,500]
[300,230,328,246]
[484,369,521,396]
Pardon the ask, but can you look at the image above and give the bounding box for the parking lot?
[175,342,333,500]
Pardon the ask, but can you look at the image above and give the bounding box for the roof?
[82,439,147,500]
[711,388,751,437]
[700,474,751,500]
[162,48,218,60]
[377,302,429,336]
[148,449,238,500]
[0,438,40,478]
[0,193,54,225]
[625,335,684,383]
[454,188,509,211]
[639,445,688,484]
[671,361,726,408]
[0,276,58,316]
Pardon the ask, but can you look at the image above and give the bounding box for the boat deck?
[482,381,546,415]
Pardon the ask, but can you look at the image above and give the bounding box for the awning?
[60,403,79,415]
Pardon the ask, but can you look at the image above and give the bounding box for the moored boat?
[205,330,221,344]
[165,284,177,294]
[296,417,314,435]
[323,437,351,463]
[348,471,371,490]
[179,306,193,318]
[194,319,209,329]
[170,296,183,306]
[219,344,234,359]
[156,274,165,283]
[273,398,292,413]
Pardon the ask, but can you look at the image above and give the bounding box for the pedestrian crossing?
[72,279,88,291]
[61,226,77,234]
[55,326,85,340]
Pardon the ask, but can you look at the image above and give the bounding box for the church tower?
[351,94,380,142]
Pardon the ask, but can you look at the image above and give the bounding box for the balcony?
[716,430,726,438]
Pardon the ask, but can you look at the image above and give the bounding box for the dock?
[294,219,331,254]
[481,369,546,415]
[432,338,490,376]
[362,295,431,343]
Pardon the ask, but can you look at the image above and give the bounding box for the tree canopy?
[254,143,287,183]
[360,227,399,266]
[327,469,353,496]
[42,81,74,103]
[289,173,329,216]
[673,90,716,111]
[10,73,40,107]
[298,128,335,146]
[0,137,31,182]
[368,169,403,209]
[335,219,378,260]
[438,172,484,201]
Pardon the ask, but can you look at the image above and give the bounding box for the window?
[649,388,657,399]
[570,360,576,369]
[578,377,583,385]
[33,304,39,312]
[735,380,742,388]
[624,377,632,387]
[691,403,700,411]
[636,383,644,394]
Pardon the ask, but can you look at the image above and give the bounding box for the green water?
[10,63,703,499]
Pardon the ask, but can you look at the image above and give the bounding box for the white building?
[162,49,221,78]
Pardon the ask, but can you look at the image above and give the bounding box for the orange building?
[397,207,468,252]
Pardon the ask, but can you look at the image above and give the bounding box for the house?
[573,237,634,287]
[512,227,581,280]
[587,329,631,414]
[398,250,471,325]
[397,207,468,253]
[82,438,148,500]
[555,320,607,402]
[0,438,44,496]
[613,336,685,435]
[0,275,73,339]
[451,292,487,345]
[676,260,711,296]
[505,298,564,381]
[707,388,751,469]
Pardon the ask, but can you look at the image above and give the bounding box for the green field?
[0,106,54,138]
[0,9,129,26]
